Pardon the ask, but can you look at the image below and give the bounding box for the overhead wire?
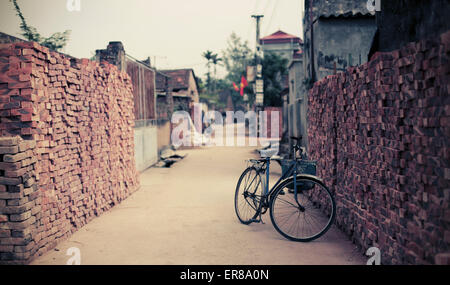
[265,0,280,35]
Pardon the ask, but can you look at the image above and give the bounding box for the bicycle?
[234,136,336,242]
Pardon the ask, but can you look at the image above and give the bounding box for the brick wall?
[0,137,38,263]
[0,41,139,264]
[308,30,450,264]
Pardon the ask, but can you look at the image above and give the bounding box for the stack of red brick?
[0,41,139,264]
[0,136,39,263]
[308,31,450,264]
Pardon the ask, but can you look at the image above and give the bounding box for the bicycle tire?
[269,175,336,242]
[234,166,263,224]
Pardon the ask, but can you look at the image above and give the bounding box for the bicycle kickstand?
[250,210,265,224]
[259,210,265,224]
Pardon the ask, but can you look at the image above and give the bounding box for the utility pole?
[251,15,264,56]
[309,0,316,82]
[251,15,264,108]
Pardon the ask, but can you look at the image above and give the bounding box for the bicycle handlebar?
[249,156,283,164]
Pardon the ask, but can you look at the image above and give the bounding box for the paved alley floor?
[32,144,366,265]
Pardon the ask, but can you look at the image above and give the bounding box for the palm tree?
[202,50,214,93]
[210,53,222,95]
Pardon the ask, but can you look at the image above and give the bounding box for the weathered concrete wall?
[134,121,158,172]
[288,58,308,149]
[0,41,139,264]
[315,17,377,80]
[262,42,300,62]
[308,31,450,264]
[157,120,171,153]
[302,0,376,82]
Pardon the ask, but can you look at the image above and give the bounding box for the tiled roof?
[314,0,375,19]
[260,30,302,45]
[155,71,170,92]
[159,69,193,91]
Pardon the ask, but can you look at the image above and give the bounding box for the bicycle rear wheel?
[235,167,263,224]
[269,176,335,242]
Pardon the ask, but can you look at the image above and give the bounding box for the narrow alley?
[31,142,365,265]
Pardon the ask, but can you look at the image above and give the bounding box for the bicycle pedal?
[249,219,261,223]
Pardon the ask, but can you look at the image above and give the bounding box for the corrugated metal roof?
[315,0,375,19]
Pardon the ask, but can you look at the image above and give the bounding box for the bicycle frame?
[261,157,297,198]
[252,137,307,211]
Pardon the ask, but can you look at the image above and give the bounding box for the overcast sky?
[0,0,304,79]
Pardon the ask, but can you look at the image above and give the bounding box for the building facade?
[303,0,377,82]
[260,30,302,62]
[287,50,308,149]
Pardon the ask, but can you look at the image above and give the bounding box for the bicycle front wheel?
[234,167,263,224]
[269,176,335,242]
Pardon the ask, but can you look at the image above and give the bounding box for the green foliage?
[196,77,206,94]
[202,50,222,95]
[222,32,253,83]
[202,50,213,92]
[262,52,288,107]
[199,92,225,109]
[10,0,71,51]
[38,30,71,51]
[205,33,289,109]
[199,78,228,110]
[221,32,254,108]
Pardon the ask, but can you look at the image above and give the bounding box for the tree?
[210,53,222,95]
[202,50,214,93]
[221,32,254,108]
[10,0,71,51]
[262,52,288,107]
[202,50,222,96]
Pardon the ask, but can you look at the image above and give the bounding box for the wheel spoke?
[270,178,335,241]
[235,167,263,224]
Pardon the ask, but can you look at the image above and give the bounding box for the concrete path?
[32,144,365,265]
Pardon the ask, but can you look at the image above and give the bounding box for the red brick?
[0,230,10,238]
[0,40,138,264]
[307,31,450,265]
